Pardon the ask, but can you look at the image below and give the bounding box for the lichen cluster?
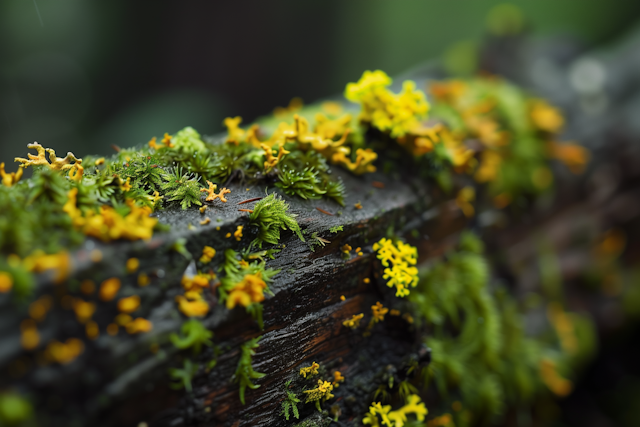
[0,62,596,426]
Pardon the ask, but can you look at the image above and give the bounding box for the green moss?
[248,193,304,248]
[170,319,213,354]
[234,337,266,405]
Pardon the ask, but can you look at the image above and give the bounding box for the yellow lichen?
[303,380,334,405]
[125,317,153,334]
[137,273,150,287]
[372,238,419,297]
[176,291,210,317]
[234,225,244,241]
[0,162,23,187]
[530,99,564,133]
[64,189,157,241]
[118,295,141,313]
[29,295,52,321]
[226,272,267,309]
[262,144,290,171]
[0,272,13,293]
[99,277,121,302]
[547,141,590,174]
[72,299,96,323]
[332,371,345,387]
[345,70,430,138]
[200,246,216,263]
[299,362,320,378]
[22,250,71,284]
[224,116,246,145]
[363,394,428,427]
[201,181,231,203]
[343,313,364,330]
[126,258,140,273]
[371,302,388,323]
[14,142,82,171]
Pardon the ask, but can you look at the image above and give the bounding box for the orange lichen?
[226,272,267,309]
[99,277,121,301]
[64,189,157,241]
[547,141,590,174]
[224,116,246,145]
[106,323,119,336]
[201,181,231,203]
[234,225,244,241]
[181,274,211,292]
[261,144,290,171]
[72,299,96,323]
[200,218,211,225]
[126,258,140,273]
[0,272,13,293]
[14,142,82,171]
[0,162,23,187]
[332,371,345,387]
[200,246,216,263]
[125,318,153,334]
[371,302,389,323]
[23,250,71,284]
[161,133,174,148]
[530,100,564,133]
[148,137,160,150]
[547,302,578,355]
[118,295,141,313]
[45,338,84,364]
[176,291,210,317]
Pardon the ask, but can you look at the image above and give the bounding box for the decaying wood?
[3,27,640,427]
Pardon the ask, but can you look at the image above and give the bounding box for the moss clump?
[248,193,304,248]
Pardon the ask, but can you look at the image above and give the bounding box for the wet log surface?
[3,27,640,427]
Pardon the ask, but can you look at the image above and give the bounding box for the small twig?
[238,209,253,213]
[110,144,121,153]
[316,207,334,216]
[237,197,262,205]
[372,181,385,189]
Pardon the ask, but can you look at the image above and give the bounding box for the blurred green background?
[1,0,639,165]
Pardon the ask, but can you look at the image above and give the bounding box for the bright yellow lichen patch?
[363,394,428,427]
[0,272,13,293]
[262,144,290,171]
[530,99,564,133]
[201,181,231,203]
[372,238,418,297]
[14,142,82,172]
[72,299,96,323]
[224,116,246,145]
[343,313,364,330]
[181,274,211,292]
[304,380,334,404]
[332,371,345,387]
[200,246,216,263]
[99,277,121,301]
[300,362,320,378]
[371,302,389,323]
[64,189,157,241]
[22,250,71,284]
[234,225,244,241]
[0,162,23,187]
[176,291,209,317]
[547,141,590,174]
[345,70,430,139]
[226,272,266,309]
[118,295,141,313]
